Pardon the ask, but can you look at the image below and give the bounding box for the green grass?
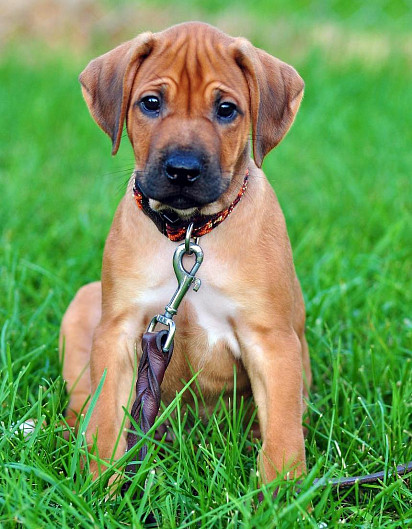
[1,2,411,527]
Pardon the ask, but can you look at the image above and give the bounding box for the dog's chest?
[185,283,241,357]
[136,260,241,359]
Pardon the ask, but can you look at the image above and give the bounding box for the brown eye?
[217,102,237,121]
[140,95,161,115]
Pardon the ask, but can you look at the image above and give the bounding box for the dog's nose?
[164,152,202,185]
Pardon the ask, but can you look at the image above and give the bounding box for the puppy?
[60,21,311,483]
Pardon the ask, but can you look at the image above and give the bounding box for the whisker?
[113,175,132,196]
[101,167,135,178]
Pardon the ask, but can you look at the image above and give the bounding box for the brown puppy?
[60,22,311,484]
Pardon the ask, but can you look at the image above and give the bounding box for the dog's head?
[80,22,304,216]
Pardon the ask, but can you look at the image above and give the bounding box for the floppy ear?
[79,32,154,155]
[231,39,304,167]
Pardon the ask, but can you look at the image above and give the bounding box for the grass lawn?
[0,1,411,527]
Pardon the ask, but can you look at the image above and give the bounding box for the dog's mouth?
[149,199,199,221]
[135,175,228,219]
[151,203,198,224]
[151,194,204,212]
[133,169,249,241]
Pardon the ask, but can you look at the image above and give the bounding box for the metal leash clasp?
[147,223,204,352]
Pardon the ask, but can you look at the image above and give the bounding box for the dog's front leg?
[86,316,138,477]
[242,329,306,483]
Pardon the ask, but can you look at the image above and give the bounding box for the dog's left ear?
[231,39,304,168]
[79,32,155,155]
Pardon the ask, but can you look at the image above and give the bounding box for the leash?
[121,224,204,495]
[313,462,412,488]
[121,190,412,500]
[120,219,412,497]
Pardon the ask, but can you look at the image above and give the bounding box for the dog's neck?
[133,170,249,242]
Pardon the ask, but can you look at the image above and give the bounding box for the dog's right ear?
[79,32,154,155]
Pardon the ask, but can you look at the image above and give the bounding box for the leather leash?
[120,206,412,499]
[121,225,203,495]
[313,462,412,488]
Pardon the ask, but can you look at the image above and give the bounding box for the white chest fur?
[188,283,240,357]
[134,253,241,358]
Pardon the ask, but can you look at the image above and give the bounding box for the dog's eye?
[217,102,237,121]
[140,96,161,115]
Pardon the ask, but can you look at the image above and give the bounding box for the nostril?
[186,167,201,182]
[164,153,202,184]
[165,163,179,181]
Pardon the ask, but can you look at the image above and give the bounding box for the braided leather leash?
[119,222,412,503]
[121,330,173,487]
[313,462,412,488]
[121,225,203,496]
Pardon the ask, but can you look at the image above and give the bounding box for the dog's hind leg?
[59,281,102,428]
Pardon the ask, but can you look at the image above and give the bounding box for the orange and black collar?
[133,170,249,242]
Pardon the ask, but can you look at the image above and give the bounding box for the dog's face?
[80,22,304,216]
[126,28,251,214]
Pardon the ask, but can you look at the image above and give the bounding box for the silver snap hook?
[185,223,194,253]
[185,222,200,253]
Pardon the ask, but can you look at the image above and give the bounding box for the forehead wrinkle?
[184,38,206,115]
[194,39,203,84]
[161,39,206,116]
[203,39,238,91]
[150,38,188,83]
[202,39,218,79]
[186,37,224,96]
[141,30,244,115]
[139,44,184,88]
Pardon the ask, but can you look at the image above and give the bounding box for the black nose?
[164,152,202,185]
